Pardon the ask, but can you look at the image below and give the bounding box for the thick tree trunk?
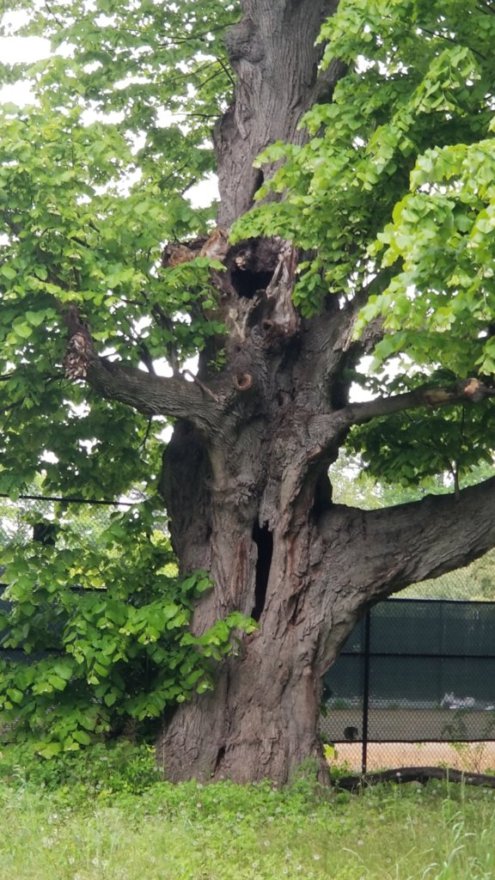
[157,409,495,784]
[157,463,495,784]
[151,0,495,785]
[77,0,495,785]
[156,502,348,784]
[157,582,327,784]
[215,0,345,226]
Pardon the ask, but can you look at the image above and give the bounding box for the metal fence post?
[361,608,371,775]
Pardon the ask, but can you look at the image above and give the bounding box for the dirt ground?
[331,740,495,773]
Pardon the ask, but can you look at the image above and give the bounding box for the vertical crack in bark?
[251,521,273,621]
[214,744,226,773]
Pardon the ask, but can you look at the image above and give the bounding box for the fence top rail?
[381,597,495,608]
[0,492,135,506]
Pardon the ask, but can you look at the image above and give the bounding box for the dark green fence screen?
[321,599,495,765]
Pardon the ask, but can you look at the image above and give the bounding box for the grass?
[0,745,495,879]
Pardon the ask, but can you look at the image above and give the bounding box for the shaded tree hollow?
[251,522,273,621]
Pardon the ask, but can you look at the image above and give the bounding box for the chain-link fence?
[321,597,495,774]
[0,492,134,548]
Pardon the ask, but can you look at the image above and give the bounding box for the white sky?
[0,36,49,63]
[0,35,50,103]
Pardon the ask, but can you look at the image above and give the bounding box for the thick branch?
[85,357,220,429]
[298,378,495,467]
[61,303,221,429]
[320,476,495,603]
[340,378,495,427]
[313,476,495,670]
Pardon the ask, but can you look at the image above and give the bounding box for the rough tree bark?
[72,0,495,784]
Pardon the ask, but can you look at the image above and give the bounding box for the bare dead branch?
[340,378,495,427]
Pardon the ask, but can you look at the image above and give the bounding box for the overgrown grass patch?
[0,744,494,879]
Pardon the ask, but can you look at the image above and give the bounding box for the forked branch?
[86,358,219,428]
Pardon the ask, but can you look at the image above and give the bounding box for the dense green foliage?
[0,739,163,794]
[0,0,494,756]
[0,499,254,755]
[0,1,246,753]
[0,743,494,879]
[0,0,236,499]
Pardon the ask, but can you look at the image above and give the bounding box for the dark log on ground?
[335,766,495,792]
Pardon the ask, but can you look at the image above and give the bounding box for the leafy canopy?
[0,0,237,499]
[0,496,255,755]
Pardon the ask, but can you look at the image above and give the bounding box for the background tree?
[1,0,495,783]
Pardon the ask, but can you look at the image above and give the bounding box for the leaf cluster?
[0,499,255,757]
[0,0,237,497]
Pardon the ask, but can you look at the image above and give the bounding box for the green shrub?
[0,740,162,794]
[0,500,255,756]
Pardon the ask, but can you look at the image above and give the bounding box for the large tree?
[1,0,495,783]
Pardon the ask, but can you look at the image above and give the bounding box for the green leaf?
[0,264,16,280]
[72,729,92,745]
[37,742,63,758]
